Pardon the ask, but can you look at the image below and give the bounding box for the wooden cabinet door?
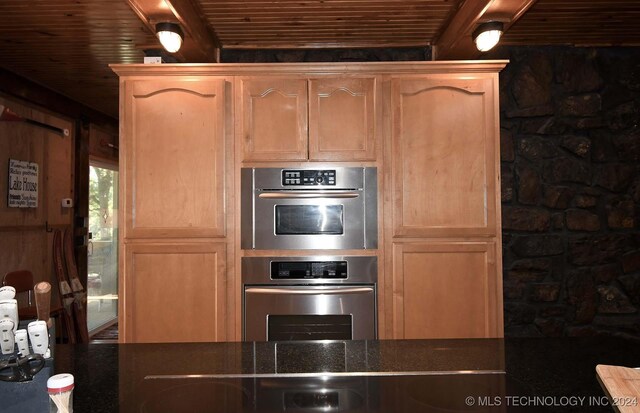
[309,77,377,161]
[122,78,226,239]
[239,78,308,161]
[391,241,502,339]
[390,76,498,237]
[122,242,227,343]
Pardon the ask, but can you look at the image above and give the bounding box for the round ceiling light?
[155,22,184,53]
[472,21,504,52]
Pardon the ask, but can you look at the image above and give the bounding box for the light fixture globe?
[155,22,184,53]
[472,21,504,52]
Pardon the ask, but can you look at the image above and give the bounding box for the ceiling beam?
[433,0,538,60]
[126,0,220,63]
[164,0,222,63]
[433,0,493,60]
[0,68,117,125]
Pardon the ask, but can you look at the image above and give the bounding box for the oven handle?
[258,191,359,199]
[245,286,374,295]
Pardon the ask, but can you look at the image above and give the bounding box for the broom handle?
[34,282,52,329]
[24,119,69,136]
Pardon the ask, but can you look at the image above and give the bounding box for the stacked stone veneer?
[221,47,431,62]
[492,46,640,338]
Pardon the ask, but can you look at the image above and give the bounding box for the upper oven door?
[256,190,365,250]
[242,168,377,250]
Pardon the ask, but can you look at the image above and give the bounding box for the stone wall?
[221,47,431,62]
[491,46,640,338]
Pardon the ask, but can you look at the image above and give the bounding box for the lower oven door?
[244,285,376,341]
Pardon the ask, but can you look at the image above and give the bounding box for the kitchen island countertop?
[44,337,640,412]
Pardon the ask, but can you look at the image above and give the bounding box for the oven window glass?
[268,315,352,341]
[275,205,344,235]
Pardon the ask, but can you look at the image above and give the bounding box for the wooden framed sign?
[8,158,39,208]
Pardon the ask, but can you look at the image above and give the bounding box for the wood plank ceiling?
[200,0,459,49]
[0,0,639,118]
[0,0,157,117]
[503,0,640,46]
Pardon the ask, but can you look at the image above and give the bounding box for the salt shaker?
[47,373,74,413]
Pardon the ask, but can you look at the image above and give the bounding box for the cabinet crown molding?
[110,61,509,77]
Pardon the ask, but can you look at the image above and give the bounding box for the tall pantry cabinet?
[112,62,506,343]
[385,73,503,339]
[115,74,232,343]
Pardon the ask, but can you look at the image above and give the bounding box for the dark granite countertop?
[5,337,640,412]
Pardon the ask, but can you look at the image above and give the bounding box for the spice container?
[47,373,74,413]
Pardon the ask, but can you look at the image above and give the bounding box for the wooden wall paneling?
[1,71,117,302]
[392,241,502,339]
[308,77,377,161]
[0,98,48,228]
[0,231,48,285]
[0,95,73,304]
[0,95,74,227]
[89,123,119,163]
[122,242,227,343]
[123,77,226,239]
[390,75,497,238]
[44,113,74,227]
[238,77,308,161]
[73,120,90,293]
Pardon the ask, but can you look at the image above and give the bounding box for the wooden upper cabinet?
[391,241,503,339]
[309,77,377,161]
[390,76,498,237]
[122,78,226,239]
[238,76,379,162]
[239,78,308,161]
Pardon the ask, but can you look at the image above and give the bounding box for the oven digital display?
[275,205,344,235]
[282,170,336,186]
[271,261,348,279]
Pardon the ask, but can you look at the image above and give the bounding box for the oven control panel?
[271,261,347,279]
[282,170,336,186]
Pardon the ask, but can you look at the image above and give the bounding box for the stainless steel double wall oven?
[241,167,379,342]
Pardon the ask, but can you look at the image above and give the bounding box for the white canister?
[47,373,74,413]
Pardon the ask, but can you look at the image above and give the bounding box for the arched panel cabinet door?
[238,77,308,161]
[309,77,378,161]
[390,75,499,238]
[122,78,227,239]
